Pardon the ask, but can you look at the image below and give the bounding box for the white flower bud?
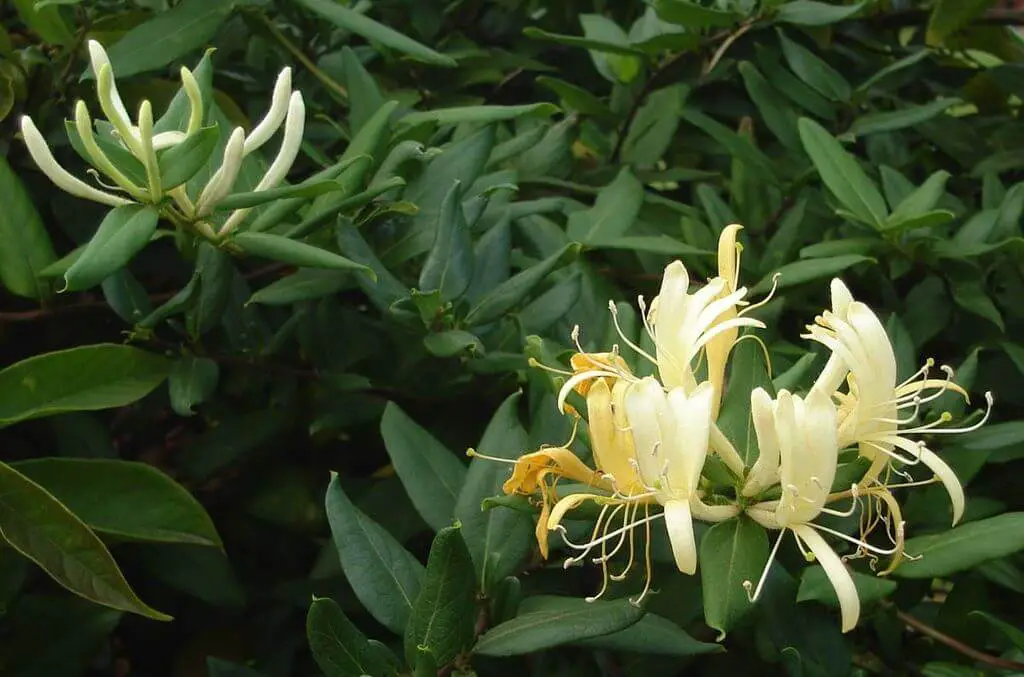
[195,127,246,217]
[243,67,292,156]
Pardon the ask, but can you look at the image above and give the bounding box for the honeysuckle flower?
[805,279,993,526]
[744,388,873,633]
[18,40,305,243]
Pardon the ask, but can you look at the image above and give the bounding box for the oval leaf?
[64,205,160,292]
[232,232,375,279]
[894,513,1024,579]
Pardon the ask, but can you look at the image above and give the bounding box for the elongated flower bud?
[20,116,131,207]
[87,41,132,137]
[136,100,161,200]
[180,66,204,136]
[219,91,305,236]
[243,68,292,156]
[195,127,246,217]
[74,101,147,201]
[96,64,141,155]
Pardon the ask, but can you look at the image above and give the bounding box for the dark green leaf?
[167,355,219,416]
[848,99,959,137]
[700,517,768,639]
[927,0,997,45]
[419,181,473,301]
[0,460,170,620]
[775,1,866,26]
[567,168,644,243]
[247,269,348,306]
[400,103,558,129]
[752,254,873,293]
[895,513,1024,578]
[232,232,375,278]
[64,205,160,292]
[325,474,425,633]
[654,0,740,29]
[778,30,851,101]
[307,596,399,677]
[0,344,169,427]
[573,612,722,655]
[12,458,220,547]
[464,244,579,326]
[157,126,219,189]
[0,154,56,299]
[797,566,897,608]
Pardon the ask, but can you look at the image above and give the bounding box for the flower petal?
[664,499,697,574]
[792,523,860,633]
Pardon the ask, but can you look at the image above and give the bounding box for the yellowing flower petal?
[793,524,860,633]
[664,499,697,574]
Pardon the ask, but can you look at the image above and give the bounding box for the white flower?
[805,279,992,525]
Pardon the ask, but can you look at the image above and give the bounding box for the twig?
[251,11,348,103]
[892,605,1024,672]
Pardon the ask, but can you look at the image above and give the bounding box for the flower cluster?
[482,225,991,632]
[18,40,305,241]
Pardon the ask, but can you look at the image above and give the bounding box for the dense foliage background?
[2,0,1024,676]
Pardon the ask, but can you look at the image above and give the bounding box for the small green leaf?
[12,458,221,547]
[307,596,399,677]
[798,118,888,227]
[535,77,617,121]
[232,232,375,279]
[0,155,56,299]
[419,181,473,301]
[775,1,866,26]
[157,126,219,189]
[11,0,73,45]
[567,168,644,243]
[895,513,1024,579]
[753,254,873,293]
[739,62,801,150]
[848,99,959,137]
[654,0,740,29]
[700,517,768,639]
[167,355,219,417]
[0,460,170,620]
[579,14,641,84]
[778,30,851,101]
[927,0,997,45]
[215,178,349,211]
[381,403,468,532]
[464,244,579,326]
[887,170,951,221]
[99,0,234,78]
[64,205,160,292]
[295,0,456,67]
[423,330,485,358]
[247,269,348,306]
[400,103,558,129]
[474,596,645,656]
[522,27,646,58]
[573,612,722,656]
[682,108,778,184]
[404,525,476,666]
[325,474,425,634]
[0,344,169,427]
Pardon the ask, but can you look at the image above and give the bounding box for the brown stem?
[891,605,1024,672]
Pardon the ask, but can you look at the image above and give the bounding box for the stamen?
[465,448,519,465]
[809,521,904,556]
[629,504,655,606]
[608,300,659,366]
[593,504,629,564]
[739,274,780,317]
[555,510,664,552]
[821,484,860,517]
[743,528,787,602]
[527,357,573,378]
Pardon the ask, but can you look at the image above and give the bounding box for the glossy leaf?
[232,232,375,278]
[167,355,219,416]
[64,205,159,292]
[700,517,768,639]
[0,154,56,299]
[419,181,473,301]
[895,513,1024,579]
[307,596,399,677]
[566,168,644,243]
[0,344,169,427]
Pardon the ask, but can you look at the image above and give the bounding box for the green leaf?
[887,170,951,221]
[579,14,640,84]
[621,84,686,167]
[522,27,646,58]
[0,344,170,427]
[399,103,558,129]
[404,525,476,667]
[157,126,219,189]
[927,0,997,45]
[654,0,740,29]
[681,108,778,184]
[247,268,348,306]
[336,222,409,313]
[100,0,234,78]
[0,155,56,299]
[11,0,73,45]
[232,232,375,279]
[950,276,1004,331]
[573,612,722,656]
[12,458,220,547]
[419,181,473,301]
[778,30,851,101]
[307,596,399,677]
[464,244,579,326]
[775,1,866,26]
[167,355,219,416]
[474,596,645,656]
[883,210,955,234]
[423,330,485,358]
[797,566,897,608]
[295,0,456,67]
[215,177,349,211]
[717,339,774,466]
[381,403,468,532]
[340,47,385,134]
[518,274,582,336]
[700,517,768,639]
[739,61,801,151]
[0,460,170,620]
[969,611,1024,651]
[102,269,153,324]
[798,118,888,227]
[857,49,933,93]
[894,513,1024,579]
[848,99,959,137]
[566,168,644,243]
[63,205,159,292]
[752,254,873,293]
[325,473,425,633]
[454,393,533,590]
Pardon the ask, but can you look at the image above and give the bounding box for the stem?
[887,603,1024,672]
[253,12,348,103]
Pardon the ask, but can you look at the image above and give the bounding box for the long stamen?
[739,273,780,316]
[465,448,519,465]
[556,511,664,552]
[821,484,860,517]
[901,392,993,435]
[609,300,659,366]
[744,528,787,602]
[564,504,613,568]
[810,521,904,556]
[593,504,629,564]
[629,504,655,606]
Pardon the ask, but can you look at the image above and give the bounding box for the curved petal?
[625,377,670,490]
[792,524,860,633]
[918,446,965,525]
[742,387,780,497]
[665,382,713,496]
[664,499,697,574]
[830,278,854,318]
